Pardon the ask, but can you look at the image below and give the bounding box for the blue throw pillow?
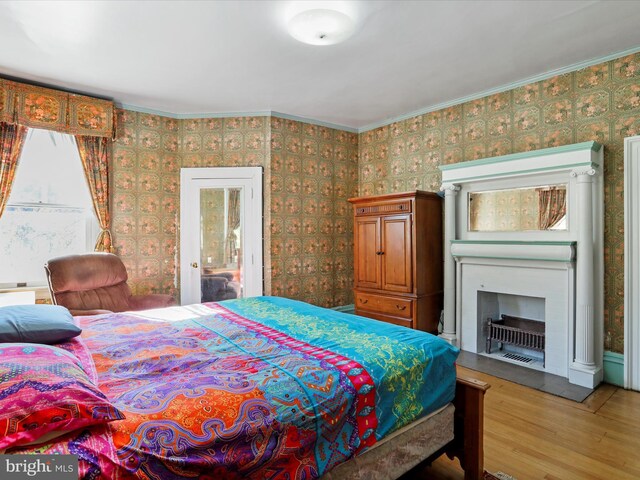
[0,304,82,344]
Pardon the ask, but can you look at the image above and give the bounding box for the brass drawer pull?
[360,298,368,304]
[396,304,407,311]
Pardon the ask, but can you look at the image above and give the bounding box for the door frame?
[179,167,263,305]
[624,135,640,390]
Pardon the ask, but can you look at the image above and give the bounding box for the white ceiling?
[1,0,639,131]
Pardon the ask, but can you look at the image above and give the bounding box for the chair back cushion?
[45,253,132,313]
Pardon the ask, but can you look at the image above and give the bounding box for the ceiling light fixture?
[287,8,356,46]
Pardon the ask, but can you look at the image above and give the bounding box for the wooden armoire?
[349,191,443,333]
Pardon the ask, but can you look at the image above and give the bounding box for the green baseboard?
[603,351,624,387]
[331,304,355,314]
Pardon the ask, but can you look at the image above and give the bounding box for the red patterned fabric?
[0,121,27,219]
[0,343,124,451]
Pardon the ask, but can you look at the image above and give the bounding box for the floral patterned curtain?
[76,135,113,252]
[538,187,566,230]
[0,122,28,219]
[1,79,115,138]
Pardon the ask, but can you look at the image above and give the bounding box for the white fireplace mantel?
[439,142,604,388]
[450,240,575,263]
[451,241,576,378]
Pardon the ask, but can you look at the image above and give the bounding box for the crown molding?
[117,44,640,135]
[115,104,358,133]
[270,111,357,133]
[356,44,640,133]
[115,103,271,120]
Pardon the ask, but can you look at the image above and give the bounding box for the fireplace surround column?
[570,167,598,383]
[440,183,460,345]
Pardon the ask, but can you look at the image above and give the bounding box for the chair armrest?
[129,294,176,311]
[70,308,113,316]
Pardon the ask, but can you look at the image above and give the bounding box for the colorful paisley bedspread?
[79,296,459,479]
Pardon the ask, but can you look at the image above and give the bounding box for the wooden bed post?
[448,374,490,480]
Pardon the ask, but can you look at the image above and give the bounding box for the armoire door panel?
[354,217,381,289]
[381,215,412,292]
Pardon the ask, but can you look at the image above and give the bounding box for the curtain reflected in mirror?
[200,187,243,301]
[468,185,567,232]
[226,189,241,264]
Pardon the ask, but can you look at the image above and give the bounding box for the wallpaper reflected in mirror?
[200,188,242,269]
[468,184,567,232]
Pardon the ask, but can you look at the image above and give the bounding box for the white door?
[625,135,640,390]
[180,167,263,305]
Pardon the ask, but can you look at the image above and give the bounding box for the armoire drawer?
[355,292,413,319]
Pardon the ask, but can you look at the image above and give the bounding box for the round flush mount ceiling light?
[287,8,356,46]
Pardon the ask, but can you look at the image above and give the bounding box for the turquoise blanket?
[222,296,459,440]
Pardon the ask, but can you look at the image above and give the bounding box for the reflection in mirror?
[200,187,243,300]
[468,185,567,232]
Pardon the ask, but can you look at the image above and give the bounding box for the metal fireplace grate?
[502,352,534,364]
[486,314,545,367]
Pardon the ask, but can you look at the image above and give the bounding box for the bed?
[2,296,488,479]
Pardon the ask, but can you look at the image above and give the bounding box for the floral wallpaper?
[112,110,181,298]
[358,53,640,353]
[178,115,272,295]
[111,112,356,308]
[199,189,226,268]
[109,51,637,351]
[270,118,358,308]
[468,188,540,232]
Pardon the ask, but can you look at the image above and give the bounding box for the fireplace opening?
[477,291,546,370]
[487,314,546,367]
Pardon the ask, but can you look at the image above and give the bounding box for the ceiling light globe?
[287,8,355,46]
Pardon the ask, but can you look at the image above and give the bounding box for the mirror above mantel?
[468,184,567,232]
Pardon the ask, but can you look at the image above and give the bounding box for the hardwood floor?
[404,366,640,480]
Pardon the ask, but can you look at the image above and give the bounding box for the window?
[0,129,99,287]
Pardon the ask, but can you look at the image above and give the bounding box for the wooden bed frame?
[431,373,491,480]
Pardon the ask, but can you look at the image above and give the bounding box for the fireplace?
[487,314,545,367]
[439,142,605,389]
[478,291,546,369]
[453,245,572,378]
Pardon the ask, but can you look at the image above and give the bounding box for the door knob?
[191,262,199,268]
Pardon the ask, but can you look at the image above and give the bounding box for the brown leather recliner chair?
[45,253,176,316]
